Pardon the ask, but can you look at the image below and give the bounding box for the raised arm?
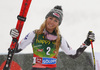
[10,28,35,53]
[60,31,95,59]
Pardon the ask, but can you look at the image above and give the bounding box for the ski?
[3,0,32,70]
[0,61,22,70]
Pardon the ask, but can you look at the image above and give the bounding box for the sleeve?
[60,36,88,59]
[18,31,35,50]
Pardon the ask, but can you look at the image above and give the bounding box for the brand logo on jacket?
[37,49,43,52]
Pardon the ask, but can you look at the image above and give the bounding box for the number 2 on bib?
[46,47,51,55]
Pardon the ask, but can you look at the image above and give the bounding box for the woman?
[10,5,95,70]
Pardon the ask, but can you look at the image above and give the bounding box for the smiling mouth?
[48,23,53,27]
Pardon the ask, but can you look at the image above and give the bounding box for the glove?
[8,43,22,53]
[10,28,19,38]
[84,31,95,46]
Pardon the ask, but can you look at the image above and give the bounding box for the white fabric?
[18,31,35,49]
[60,37,76,55]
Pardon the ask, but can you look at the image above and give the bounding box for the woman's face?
[46,16,59,33]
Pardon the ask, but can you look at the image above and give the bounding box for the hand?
[84,31,95,46]
[8,43,22,53]
[10,28,19,38]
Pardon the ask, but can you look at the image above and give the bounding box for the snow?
[0,0,100,54]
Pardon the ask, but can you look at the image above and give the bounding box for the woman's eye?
[49,17,52,20]
[55,20,57,22]
[55,20,58,22]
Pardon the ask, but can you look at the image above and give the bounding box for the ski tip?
[0,60,22,70]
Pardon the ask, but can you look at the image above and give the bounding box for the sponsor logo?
[24,33,30,40]
[53,13,60,18]
[42,58,56,64]
[37,49,43,52]
[33,57,57,64]
[34,45,42,48]
[36,39,55,45]
[36,57,42,64]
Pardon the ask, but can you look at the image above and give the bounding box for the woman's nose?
[50,20,55,24]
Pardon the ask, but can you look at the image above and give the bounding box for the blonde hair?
[35,20,61,56]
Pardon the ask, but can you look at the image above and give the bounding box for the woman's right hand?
[10,28,19,38]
